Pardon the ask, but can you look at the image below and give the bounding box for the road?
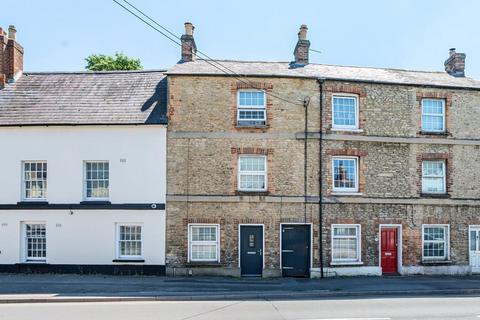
[1,296,480,320]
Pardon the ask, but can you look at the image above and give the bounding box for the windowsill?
[17,201,49,205]
[236,124,269,129]
[330,261,363,266]
[420,131,449,136]
[112,259,145,263]
[331,192,363,196]
[80,200,112,205]
[421,259,452,265]
[420,193,450,198]
[236,191,269,196]
[331,128,364,133]
[186,261,222,267]
[20,261,47,264]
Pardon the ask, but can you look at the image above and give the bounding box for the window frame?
[332,93,359,130]
[188,224,220,262]
[331,156,359,193]
[22,222,47,262]
[421,98,446,133]
[21,161,48,201]
[422,224,450,261]
[421,160,446,194]
[83,160,110,201]
[237,155,268,192]
[331,224,362,264]
[236,89,267,127]
[116,223,143,260]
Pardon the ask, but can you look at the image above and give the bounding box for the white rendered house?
[0,27,167,274]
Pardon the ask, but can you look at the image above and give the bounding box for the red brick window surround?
[231,82,273,132]
[416,153,452,197]
[230,147,274,195]
[416,91,452,137]
[324,83,367,134]
[325,149,367,195]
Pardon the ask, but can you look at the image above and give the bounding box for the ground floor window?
[423,224,449,260]
[188,224,219,262]
[24,223,46,261]
[117,224,142,259]
[331,224,361,263]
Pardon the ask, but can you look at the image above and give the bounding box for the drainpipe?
[317,78,325,278]
[303,96,310,223]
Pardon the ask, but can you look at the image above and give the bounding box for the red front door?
[381,228,398,274]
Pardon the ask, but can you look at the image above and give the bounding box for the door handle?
[258,249,263,256]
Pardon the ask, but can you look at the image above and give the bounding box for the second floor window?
[238,155,267,192]
[422,160,446,194]
[332,95,358,130]
[421,99,445,133]
[332,157,358,193]
[84,161,109,200]
[237,90,266,126]
[22,161,47,201]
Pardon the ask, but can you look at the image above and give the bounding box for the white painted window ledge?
[330,261,364,266]
[330,192,364,196]
[331,128,364,133]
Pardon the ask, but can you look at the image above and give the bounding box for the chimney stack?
[444,48,466,77]
[0,24,23,88]
[292,24,310,67]
[180,22,197,63]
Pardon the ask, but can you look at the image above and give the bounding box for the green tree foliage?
[85,52,142,71]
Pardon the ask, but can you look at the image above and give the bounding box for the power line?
[113,0,304,106]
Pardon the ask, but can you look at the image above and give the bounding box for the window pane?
[332,238,357,260]
[471,231,477,251]
[238,91,265,106]
[239,156,265,172]
[191,226,217,241]
[333,158,357,190]
[191,244,217,260]
[422,161,445,193]
[422,99,444,131]
[333,227,357,236]
[333,96,357,127]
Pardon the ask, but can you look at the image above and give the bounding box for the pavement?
[1,274,480,303]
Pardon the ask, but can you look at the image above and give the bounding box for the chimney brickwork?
[293,24,310,66]
[0,25,23,88]
[180,22,197,63]
[444,48,466,77]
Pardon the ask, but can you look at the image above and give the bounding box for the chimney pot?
[444,48,466,77]
[8,25,16,40]
[298,24,308,40]
[184,22,194,36]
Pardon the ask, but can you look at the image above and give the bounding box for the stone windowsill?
[330,261,364,266]
[236,124,269,129]
[236,191,270,196]
[331,128,364,133]
[420,193,450,199]
[185,262,222,268]
[331,192,363,197]
[419,131,449,137]
[421,260,453,265]
[17,201,49,205]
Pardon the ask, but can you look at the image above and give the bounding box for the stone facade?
[166,69,480,277]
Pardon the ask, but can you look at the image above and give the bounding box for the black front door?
[240,226,263,276]
[281,225,311,277]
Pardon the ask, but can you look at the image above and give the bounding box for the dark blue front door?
[281,225,310,277]
[240,226,263,276]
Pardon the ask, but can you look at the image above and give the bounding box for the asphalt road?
[1,296,480,320]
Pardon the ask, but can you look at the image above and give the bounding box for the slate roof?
[167,60,480,89]
[0,70,167,126]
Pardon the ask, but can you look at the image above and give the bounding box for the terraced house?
[0,26,168,274]
[165,23,480,277]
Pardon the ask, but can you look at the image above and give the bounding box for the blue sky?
[2,0,479,78]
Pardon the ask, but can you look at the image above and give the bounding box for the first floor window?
[118,224,142,259]
[332,225,361,263]
[237,90,266,126]
[332,95,358,130]
[422,160,446,194]
[22,161,47,200]
[421,98,445,132]
[24,223,46,261]
[423,225,449,260]
[84,161,109,200]
[189,224,219,262]
[238,155,267,191]
[332,157,358,192]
